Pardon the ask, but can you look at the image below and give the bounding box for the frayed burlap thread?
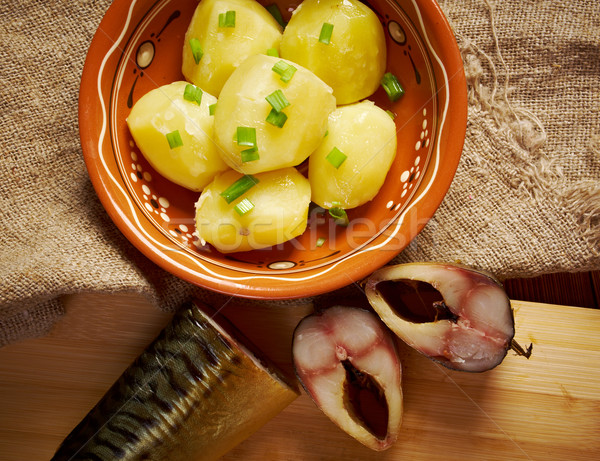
[396,0,600,274]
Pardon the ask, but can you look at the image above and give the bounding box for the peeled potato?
[127,81,228,191]
[214,54,336,174]
[309,100,397,209]
[280,0,386,105]
[182,0,283,97]
[194,167,311,252]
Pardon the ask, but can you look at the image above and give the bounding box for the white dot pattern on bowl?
[127,147,200,247]
[268,261,296,270]
[399,154,422,199]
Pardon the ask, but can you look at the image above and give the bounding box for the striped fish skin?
[52,302,298,461]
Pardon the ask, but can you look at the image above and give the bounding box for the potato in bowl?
[194,168,311,253]
[213,54,336,175]
[280,0,387,105]
[126,81,227,192]
[309,100,397,210]
[182,0,283,96]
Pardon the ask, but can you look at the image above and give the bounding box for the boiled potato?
[214,54,336,174]
[309,100,397,209]
[194,167,311,252]
[127,81,228,191]
[280,0,386,105]
[182,0,283,96]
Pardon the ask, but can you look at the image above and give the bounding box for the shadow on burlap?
[0,0,598,346]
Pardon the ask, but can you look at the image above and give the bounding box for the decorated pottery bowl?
[79,0,467,299]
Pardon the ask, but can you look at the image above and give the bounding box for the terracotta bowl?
[79,0,467,299]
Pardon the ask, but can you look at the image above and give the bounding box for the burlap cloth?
[1,0,599,346]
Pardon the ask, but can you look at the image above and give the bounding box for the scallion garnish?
[234,197,255,216]
[189,38,203,64]
[220,175,259,203]
[209,103,217,115]
[381,72,404,101]
[241,147,260,163]
[183,84,203,105]
[218,10,236,28]
[319,23,334,44]
[265,89,290,113]
[236,126,257,147]
[325,147,347,169]
[166,130,183,149]
[272,60,297,83]
[266,3,286,29]
[316,237,326,247]
[386,109,396,120]
[266,48,279,57]
[329,202,349,226]
[266,108,287,128]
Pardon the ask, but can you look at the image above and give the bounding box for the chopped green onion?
[234,198,255,216]
[266,108,287,128]
[241,147,260,162]
[386,109,396,120]
[325,147,347,169]
[209,103,217,115]
[272,60,297,83]
[220,175,259,203]
[329,203,349,226]
[324,130,329,137]
[189,38,203,64]
[236,126,257,147]
[183,84,203,105]
[265,89,290,113]
[266,47,279,57]
[218,10,236,27]
[166,130,183,149]
[272,61,288,74]
[319,23,334,44]
[316,237,326,247]
[381,72,404,101]
[266,3,286,29]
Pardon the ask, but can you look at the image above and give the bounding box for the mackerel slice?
[52,301,298,461]
[292,306,403,451]
[365,262,516,372]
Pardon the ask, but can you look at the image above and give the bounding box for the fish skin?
[52,302,298,461]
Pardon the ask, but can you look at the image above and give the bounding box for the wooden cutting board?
[0,293,598,460]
